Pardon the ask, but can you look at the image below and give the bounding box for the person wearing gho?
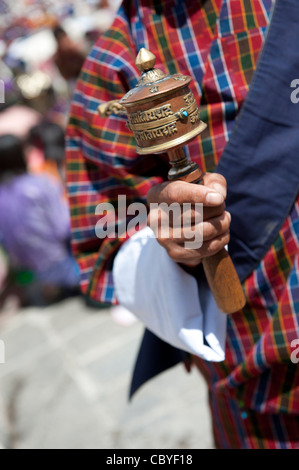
[66,0,299,448]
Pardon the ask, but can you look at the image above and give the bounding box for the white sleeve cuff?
[112,227,227,362]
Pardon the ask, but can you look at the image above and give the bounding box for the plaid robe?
[66,0,299,448]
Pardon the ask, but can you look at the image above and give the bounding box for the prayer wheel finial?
[135,48,156,72]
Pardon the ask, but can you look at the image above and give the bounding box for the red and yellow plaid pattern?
[67,0,273,302]
[66,0,299,447]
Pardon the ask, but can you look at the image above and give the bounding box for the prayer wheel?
[98,48,246,314]
[119,48,207,156]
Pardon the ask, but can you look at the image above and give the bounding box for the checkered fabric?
[67,0,274,302]
[66,0,299,447]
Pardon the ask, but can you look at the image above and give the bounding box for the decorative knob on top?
[135,48,156,72]
[134,48,167,86]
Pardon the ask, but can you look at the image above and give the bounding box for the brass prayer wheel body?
[118,49,206,154]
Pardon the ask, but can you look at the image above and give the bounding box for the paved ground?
[0,296,213,449]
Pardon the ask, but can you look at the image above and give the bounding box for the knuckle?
[203,231,230,256]
[223,231,230,244]
[224,212,231,230]
[203,242,217,257]
[202,222,211,240]
[203,202,226,220]
[155,236,169,249]
[210,172,227,190]
[167,245,181,260]
[166,182,181,202]
[204,173,227,198]
[215,173,227,187]
[202,215,227,240]
[147,182,169,203]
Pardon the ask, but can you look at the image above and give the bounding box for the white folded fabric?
[113,227,227,361]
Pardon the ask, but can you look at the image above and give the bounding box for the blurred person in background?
[52,24,86,92]
[0,104,41,139]
[0,245,8,300]
[0,134,80,307]
[27,120,66,186]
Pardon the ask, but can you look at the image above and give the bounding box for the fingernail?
[226,211,231,221]
[206,192,224,205]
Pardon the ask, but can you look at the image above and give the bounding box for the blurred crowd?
[0,0,121,311]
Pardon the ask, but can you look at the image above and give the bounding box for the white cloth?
[113,227,227,361]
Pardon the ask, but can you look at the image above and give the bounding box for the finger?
[167,202,226,223]
[203,202,226,221]
[171,229,230,260]
[158,228,230,267]
[147,180,224,206]
[202,211,231,241]
[174,231,230,262]
[170,211,230,241]
[165,231,230,266]
[166,243,202,267]
[199,230,230,258]
[148,205,230,242]
[202,172,227,200]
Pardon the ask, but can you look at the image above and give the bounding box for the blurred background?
[0,0,212,450]
[0,0,122,315]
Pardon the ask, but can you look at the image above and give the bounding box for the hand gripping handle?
[167,147,246,314]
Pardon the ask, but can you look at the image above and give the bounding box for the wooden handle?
[201,249,246,314]
[167,147,246,314]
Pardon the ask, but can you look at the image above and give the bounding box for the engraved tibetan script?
[184,91,200,124]
[184,91,195,107]
[129,104,173,125]
[189,109,201,124]
[135,123,178,142]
